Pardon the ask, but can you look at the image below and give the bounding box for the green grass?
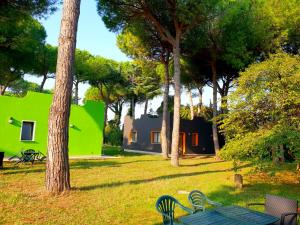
[0,146,299,225]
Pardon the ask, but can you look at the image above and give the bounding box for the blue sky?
[42,0,129,61]
[25,0,214,121]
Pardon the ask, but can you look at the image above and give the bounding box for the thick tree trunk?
[46,0,81,194]
[211,60,220,156]
[187,86,194,120]
[161,61,170,159]
[144,98,148,115]
[40,74,47,92]
[0,85,7,95]
[73,80,79,105]
[171,37,181,167]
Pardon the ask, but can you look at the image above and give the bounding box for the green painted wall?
[0,92,104,156]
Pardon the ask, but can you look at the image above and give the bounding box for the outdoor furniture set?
[8,149,46,165]
[156,190,299,225]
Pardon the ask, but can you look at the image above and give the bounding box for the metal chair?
[247,194,299,225]
[156,195,193,225]
[188,190,222,213]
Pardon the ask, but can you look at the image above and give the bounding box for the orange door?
[179,132,186,156]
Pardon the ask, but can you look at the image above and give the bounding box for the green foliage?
[0,14,46,88]
[220,53,300,163]
[74,49,93,82]
[31,44,57,79]
[7,79,40,97]
[0,1,59,18]
[104,121,123,146]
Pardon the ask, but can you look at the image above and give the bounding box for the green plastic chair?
[156,195,193,225]
[188,190,222,213]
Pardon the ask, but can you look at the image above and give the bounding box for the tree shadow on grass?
[206,183,300,207]
[2,167,45,175]
[75,168,234,191]
[70,159,159,169]
[180,160,226,167]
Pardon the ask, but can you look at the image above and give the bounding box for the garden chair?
[156,195,193,225]
[16,149,37,165]
[188,190,222,213]
[35,151,46,161]
[247,194,299,225]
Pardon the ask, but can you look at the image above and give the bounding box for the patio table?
[179,205,279,225]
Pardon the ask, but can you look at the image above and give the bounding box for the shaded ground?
[0,146,299,225]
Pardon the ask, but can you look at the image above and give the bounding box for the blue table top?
[179,205,280,225]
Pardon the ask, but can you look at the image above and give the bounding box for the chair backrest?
[156,195,177,225]
[265,194,298,225]
[188,190,206,212]
[22,149,36,162]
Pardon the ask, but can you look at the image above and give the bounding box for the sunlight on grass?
[0,146,299,225]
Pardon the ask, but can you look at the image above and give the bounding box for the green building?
[0,92,105,157]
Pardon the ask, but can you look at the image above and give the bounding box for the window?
[21,121,35,141]
[130,131,137,143]
[192,133,199,146]
[151,131,161,144]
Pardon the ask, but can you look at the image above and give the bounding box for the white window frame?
[20,120,36,142]
[151,131,161,144]
[131,130,137,143]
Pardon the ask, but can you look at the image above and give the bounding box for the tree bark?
[197,86,203,114]
[131,98,135,119]
[220,95,228,114]
[104,103,108,128]
[161,61,170,159]
[144,98,148,115]
[116,103,122,127]
[46,0,81,194]
[279,144,285,163]
[73,80,79,105]
[40,74,48,92]
[211,59,220,156]
[187,86,194,120]
[272,147,279,165]
[171,36,181,167]
[0,85,7,95]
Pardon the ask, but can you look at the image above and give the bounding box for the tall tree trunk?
[171,36,181,167]
[144,98,148,115]
[116,103,122,127]
[197,86,203,114]
[73,80,79,105]
[103,104,108,143]
[104,103,108,128]
[187,86,194,120]
[0,85,7,95]
[211,59,220,156]
[161,61,169,159]
[46,0,81,194]
[131,98,135,119]
[220,95,228,114]
[40,74,47,92]
[279,144,285,163]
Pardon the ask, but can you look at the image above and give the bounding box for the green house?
[0,92,105,157]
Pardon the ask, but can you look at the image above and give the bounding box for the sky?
[25,0,215,122]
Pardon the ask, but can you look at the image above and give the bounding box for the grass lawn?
[1,146,299,225]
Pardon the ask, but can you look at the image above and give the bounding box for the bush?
[105,125,123,146]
